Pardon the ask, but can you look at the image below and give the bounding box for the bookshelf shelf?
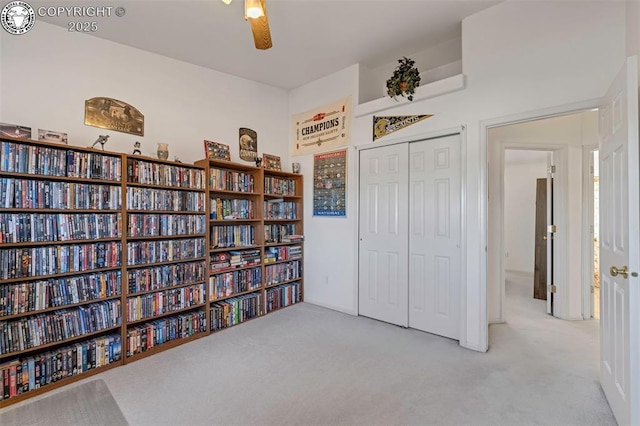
[0,237,122,248]
[207,189,260,196]
[0,171,121,186]
[210,312,264,334]
[124,331,207,364]
[0,208,121,214]
[126,257,207,269]
[125,303,207,326]
[264,242,304,248]
[126,209,204,215]
[264,194,302,200]
[264,257,303,267]
[125,181,206,192]
[126,234,206,241]
[209,219,260,223]
[210,245,260,253]
[0,295,122,321]
[0,361,122,408]
[0,266,123,285]
[211,287,263,303]
[210,263,262,275]
[265,278,303,289]
[0,325,122,359]
[127,280,207,297]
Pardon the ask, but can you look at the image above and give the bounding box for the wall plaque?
[85,97,144,137]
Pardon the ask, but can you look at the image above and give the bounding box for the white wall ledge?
[354,74,465,117]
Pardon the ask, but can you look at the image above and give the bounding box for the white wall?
[303,0,623,351]
[503,152,548,274]
[360,37,463,103]
[288,64,360,315]
[0,22,289,164]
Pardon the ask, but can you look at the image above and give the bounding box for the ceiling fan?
[222,0,273,50]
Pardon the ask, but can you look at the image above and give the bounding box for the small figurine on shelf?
[132,141,142,155]
[255,157,262,167]
[174,156,182,163]
[91,134,109,150]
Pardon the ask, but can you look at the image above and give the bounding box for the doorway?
[503,149,553,313]
[487,109,599,324]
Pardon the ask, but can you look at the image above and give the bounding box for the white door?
[599,55,640,426]
[408,135,461,339]
[358,143,409,327]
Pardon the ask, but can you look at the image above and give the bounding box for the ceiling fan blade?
[249,0,272,50]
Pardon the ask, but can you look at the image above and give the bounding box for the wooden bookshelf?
[0,138,304,407]
[0,136,126,407]
[195,158,304,334]
[123,156,208,364]
[195,158,265,333]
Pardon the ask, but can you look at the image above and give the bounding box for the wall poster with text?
[292,96,351,156]
[313,149,347,217]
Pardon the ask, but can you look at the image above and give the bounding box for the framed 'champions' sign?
[292,96,351,156]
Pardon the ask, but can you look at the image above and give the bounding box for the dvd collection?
[0,138,304,406]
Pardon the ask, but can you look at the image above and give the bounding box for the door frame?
[479,98,600,349]
[487,139,568,324]
[494,143,563,324]
[581,145,598,319]
[355,126,468,345]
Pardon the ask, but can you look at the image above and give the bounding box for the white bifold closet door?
[359,134,461,339]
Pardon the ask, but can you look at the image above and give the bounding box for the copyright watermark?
[1,1,126,34]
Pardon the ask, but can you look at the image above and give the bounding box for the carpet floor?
[0,272,615,425]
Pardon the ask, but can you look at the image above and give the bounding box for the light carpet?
[0,272,615,425]
[0,379,128,426]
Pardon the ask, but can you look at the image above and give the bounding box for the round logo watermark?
[1,1,35,35]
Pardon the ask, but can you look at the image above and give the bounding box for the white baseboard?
[304,298,357,316]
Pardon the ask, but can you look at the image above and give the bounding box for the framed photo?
[0,123,31,139]
[204,140,231,161]
[262,153,281,171]
[313,149,347,217]
[38,129,68,144]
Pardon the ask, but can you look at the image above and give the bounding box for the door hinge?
[591,285,595,294]
[548,165,556,174]
[548,284,557,294]
[547,224,557,233]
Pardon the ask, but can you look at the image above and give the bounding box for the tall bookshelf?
[123,156,208,362]
[262,169,304,314]
[195,159,265,333]
[195,159,304,333]
[0,135,125,406]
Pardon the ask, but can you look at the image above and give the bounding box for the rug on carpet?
[0,379,128,426]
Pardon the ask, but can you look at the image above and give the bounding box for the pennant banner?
[373,115,433,141]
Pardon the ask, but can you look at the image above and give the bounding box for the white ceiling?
[32,0,500,89]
